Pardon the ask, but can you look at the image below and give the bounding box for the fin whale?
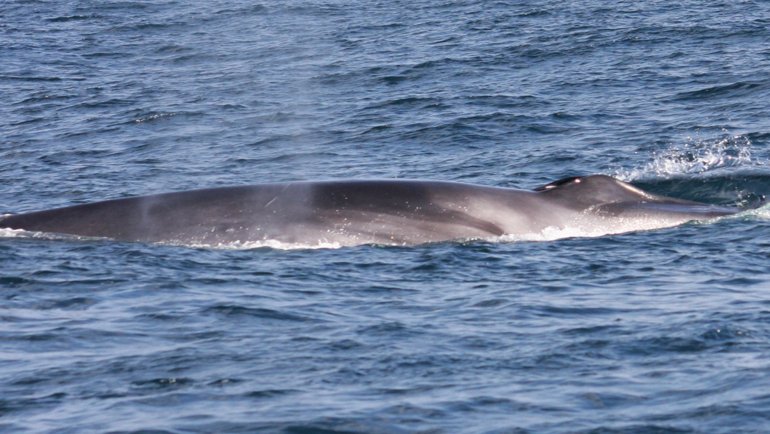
[0,175,743,247]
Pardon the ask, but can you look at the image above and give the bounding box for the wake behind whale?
[0,175,746,248]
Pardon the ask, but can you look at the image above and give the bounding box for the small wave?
[0,75,63,82]
[119,110,206,125]
[46,15,98,23]
[615,134,762,181]
[202,304,310,322]
[673,81,768,102]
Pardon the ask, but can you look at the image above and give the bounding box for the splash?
[615,134,761,181]
[741,202,770,221]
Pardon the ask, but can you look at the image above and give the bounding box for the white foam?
[0,227,100,242]
[184,239,347,250]
[496,213,712,243]
[0,227,27,238]
[741,203,770,220]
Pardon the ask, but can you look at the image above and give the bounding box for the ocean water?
[2,0,770,432]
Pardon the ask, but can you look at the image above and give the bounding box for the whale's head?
[534,175,738,219]
[534,175,660,209]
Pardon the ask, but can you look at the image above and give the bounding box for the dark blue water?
[3,1,770,432]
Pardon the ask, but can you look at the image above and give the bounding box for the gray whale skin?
[0,175,741,247]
